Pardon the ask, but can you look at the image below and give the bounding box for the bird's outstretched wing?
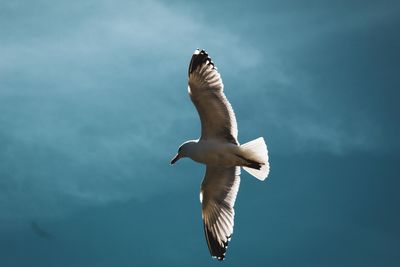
[200,166,241,260]
[188,49,238,145]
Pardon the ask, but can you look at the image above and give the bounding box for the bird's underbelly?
[196,153,235,166]
[190,143,242,167]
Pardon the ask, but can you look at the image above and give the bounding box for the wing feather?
[200,166,240,260]
[188,49,238,145]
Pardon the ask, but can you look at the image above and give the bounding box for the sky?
[0,0,399,266]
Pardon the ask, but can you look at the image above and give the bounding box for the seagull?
[171,49,270,260]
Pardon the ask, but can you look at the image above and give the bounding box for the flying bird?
[171,49,270,260]
[30,222,52,240]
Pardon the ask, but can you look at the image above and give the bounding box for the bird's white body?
[184,140,243,167]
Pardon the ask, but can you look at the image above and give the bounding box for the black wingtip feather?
[203,223,229,261]
[188,49,216,76]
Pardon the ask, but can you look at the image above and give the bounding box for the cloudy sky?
[1,0,399,266]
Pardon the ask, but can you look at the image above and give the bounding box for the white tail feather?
[241,137,270,181]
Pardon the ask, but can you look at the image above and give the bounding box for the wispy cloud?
[0,0,263,220]
[1,0,398,220]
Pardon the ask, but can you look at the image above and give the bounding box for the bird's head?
[170,140,197,165]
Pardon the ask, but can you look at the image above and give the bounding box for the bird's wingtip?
[203,223,229,261]
[193,48,201,55]
[188,48,216,76]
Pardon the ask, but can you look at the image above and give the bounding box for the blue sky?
[1,0,399,266]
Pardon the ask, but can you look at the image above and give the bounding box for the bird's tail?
[240,137,270,181]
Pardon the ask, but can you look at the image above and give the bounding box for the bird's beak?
[170,153,181,165]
